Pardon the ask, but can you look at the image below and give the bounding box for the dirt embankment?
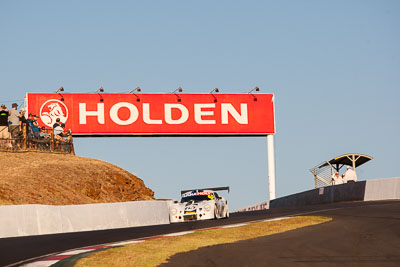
[0,152,154,205]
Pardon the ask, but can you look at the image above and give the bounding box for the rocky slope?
[0,152,154,205]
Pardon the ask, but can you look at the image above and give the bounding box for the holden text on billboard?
[26,93,275,136]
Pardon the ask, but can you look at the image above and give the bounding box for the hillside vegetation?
[0,152,154,205]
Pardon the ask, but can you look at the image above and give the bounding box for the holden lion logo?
[39,99,69,127]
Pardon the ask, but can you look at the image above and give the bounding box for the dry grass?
[0,152,154,205]
[76,216,331,267]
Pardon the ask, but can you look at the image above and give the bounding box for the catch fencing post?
[69,132,75,155]
[22,124,27,150]
[50,129,54,152]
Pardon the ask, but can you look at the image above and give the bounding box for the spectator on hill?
[27,114,40,138]
[8,103,20,140]
[32,115,40,138]
[343,166,357,183]
[39,126,50,139]
[53,118,62,128]
[19,108,28,135]
[26,113,34,137]
[0,104,10,147]
[54,123,66,142]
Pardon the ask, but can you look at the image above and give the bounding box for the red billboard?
[26,93,275,136]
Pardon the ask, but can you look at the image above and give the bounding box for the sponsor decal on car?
[181,191,213,198]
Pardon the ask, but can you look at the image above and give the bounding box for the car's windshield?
[181,194,214,203]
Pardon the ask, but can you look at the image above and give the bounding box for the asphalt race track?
[1,205,305,266]
[1,200,399,266]
[162,201,400,267]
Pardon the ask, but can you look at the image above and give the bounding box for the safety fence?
[0,125,74,154]
[310,161,333,188]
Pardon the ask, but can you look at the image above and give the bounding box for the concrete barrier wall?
[269,182,366,209]
[364,177,400,201]
[0,200,170,238]
[270,178,400,210]
[235,201,269,212]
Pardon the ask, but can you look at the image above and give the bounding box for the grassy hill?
[0,152,154,205]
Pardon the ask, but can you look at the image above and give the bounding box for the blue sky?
[1,1,399,210]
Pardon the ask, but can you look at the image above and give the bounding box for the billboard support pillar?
[267,134,276,200]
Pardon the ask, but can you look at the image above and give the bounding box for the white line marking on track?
[111,240,144,246]
[56,248,95,255]
[261,216,290,222]
[163,231,195,237]
[220,223,248,228]
[22,260,58,267]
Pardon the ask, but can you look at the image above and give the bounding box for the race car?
[169,187,230,223]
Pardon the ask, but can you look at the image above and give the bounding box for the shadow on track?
[161,201,400,267]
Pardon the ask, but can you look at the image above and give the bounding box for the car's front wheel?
[224,205,229,218]
[214,205,219,219]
